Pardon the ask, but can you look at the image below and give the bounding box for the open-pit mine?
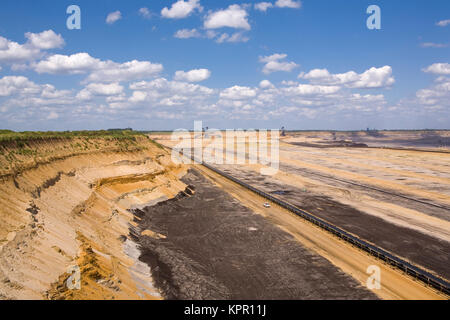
[0,130,449,300]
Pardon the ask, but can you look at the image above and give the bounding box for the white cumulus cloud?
[0,36,40,63]
[220,85,257,100]
[77,83,124,101]
[161,0,202,19]
[85,83,124,95]
[215,32,249,43]
[0,75,74,119]
[423,63,450,75]
[33,53,101,74]
[128,77,214,108]
[174,28,201,39]
[106,11,122,24]
[254,2,274,12]
[204,4,251,30]
[33,53,163,82]
[0,76,40,97]
[139,7,152,19]
[0,30,64,65]
[174,69,211,82]
[416,79,450,106]
[86,60,163,83]
[129,91,147,103]
[259,53,299,74]
[283,83,341,96]
[436,19,450,27]
[25,30,64,50]
[275,0,302,9]
[259,80,274,89]
[299,66,395,89]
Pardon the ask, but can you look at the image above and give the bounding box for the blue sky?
[0,0,449,131]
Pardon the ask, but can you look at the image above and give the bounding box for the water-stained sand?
[130,169,378,300]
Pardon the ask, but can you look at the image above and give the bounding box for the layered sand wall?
[0,136,187,299]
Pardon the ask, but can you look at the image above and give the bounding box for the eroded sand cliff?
[0,135,187,299]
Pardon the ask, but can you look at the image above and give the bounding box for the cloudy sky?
[0,0,449,131]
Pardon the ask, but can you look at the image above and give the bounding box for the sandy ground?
[285,130,450,151]
[152,131,450,299]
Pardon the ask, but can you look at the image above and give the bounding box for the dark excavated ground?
[130,169,378,300]
[218,165,450,281]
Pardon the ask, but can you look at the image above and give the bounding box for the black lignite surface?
[130,169,378,300]
[219,165,450,281]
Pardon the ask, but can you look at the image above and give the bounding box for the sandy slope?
[0,137,187,300]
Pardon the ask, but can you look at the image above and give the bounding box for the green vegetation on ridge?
[0,129,146,144]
